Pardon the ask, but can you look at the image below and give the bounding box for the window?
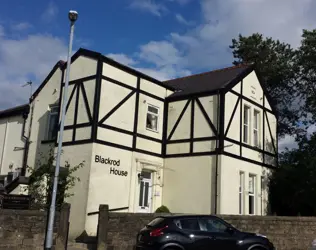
[261,176,264,215]
[178,218,200,231]
[243,105,250,143]
[239,172,244,214]
[253,110,260,147]
[146,104,159,132]
[249,175,256,215]
[47,105,59,140]
[200,218,228,233]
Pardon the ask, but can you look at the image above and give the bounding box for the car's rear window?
[147,217,165,227]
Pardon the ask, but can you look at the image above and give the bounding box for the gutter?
[21,103,33,176]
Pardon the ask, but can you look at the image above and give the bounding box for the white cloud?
[11,22,32,31]
[106,53,138,66]
[0,27,67,110]
[130,0,167,16]
[41,1,58,22]
[175,14,194,26]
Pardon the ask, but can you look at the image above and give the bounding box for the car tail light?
[150,225,168,237]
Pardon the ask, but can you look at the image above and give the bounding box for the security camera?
[68,10,78,22]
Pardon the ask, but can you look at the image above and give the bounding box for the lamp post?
[44,10,78,250]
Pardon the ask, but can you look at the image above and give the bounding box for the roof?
[69,48,175,91]
[164,64,253,99]
[30,60,65,102]
[0,104,30,119]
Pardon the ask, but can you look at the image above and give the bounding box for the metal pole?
[44,18,76,250]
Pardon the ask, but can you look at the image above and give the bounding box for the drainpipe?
[21,103,33,176]
[214,90,221,214]
[0,120,9,174]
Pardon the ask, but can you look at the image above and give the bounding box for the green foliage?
[268,133,316,216]
[297,29,316,128]
[25,146,84,210]
[229,33,305,137]
[155,205,170,213]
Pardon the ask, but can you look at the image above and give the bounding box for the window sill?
[146,127,159,134]
[41,139,55,144]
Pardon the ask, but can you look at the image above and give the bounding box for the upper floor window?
[243,105,250,143]
[253,109,260,147]
[146,104,159,132]
[47,105,59,140]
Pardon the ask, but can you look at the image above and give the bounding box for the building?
[0,48,277,238]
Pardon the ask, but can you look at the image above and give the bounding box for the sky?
[0,0,316,151]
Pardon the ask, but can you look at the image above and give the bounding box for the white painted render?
[26,66,62,169]
[0,51,278,240]
[0,115,25,174]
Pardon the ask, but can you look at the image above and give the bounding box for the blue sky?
[0,0,316,149]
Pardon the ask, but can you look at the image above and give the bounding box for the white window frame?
[46,105,59,140]
[239,171,244,215]
[248,174,256,215]
[243,104,251,144]
[253,109,260,147]
[146,104,159,133]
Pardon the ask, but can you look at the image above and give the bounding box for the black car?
[136,215,275,250]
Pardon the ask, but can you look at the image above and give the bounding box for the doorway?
[137,170,152,213]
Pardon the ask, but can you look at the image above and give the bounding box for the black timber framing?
[218,92,225,153]
[133,78,140,149]
[55,68,65,145]
[229,89,274,115]
[98,90,136,125]
[102,75,165,102]
[223,151,277,169]
[225,137,276,158]
[239,81,243,157]
[61,75,97,86]
[53,47,279,169]
[263,96,265,164]
[69,48,175,91]
[224,97,240,137]
[168,136,216,144]
[91,57,103,142]
[264,110,277,154]
[190,98,195,153]
[195,98,218,136]
[167,99,191,141]
[162,101,168,156]
[73,81,80,141]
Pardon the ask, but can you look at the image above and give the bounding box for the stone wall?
[105,212,316,250]
[0,209,60,249]
[0,204,73,250]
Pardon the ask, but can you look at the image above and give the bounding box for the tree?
[229,33,306,137]
[25,146,84,210]
[268,133,316,216]
[297,29,316,129]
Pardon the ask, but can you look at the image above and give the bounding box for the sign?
[0,194,31,210]
[95,155,128,177]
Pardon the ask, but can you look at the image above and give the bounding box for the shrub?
[155,205,170,213]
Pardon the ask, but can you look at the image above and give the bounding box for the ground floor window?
[239,171,244,214]
[249,174,256,215]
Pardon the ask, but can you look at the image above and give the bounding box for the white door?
[137,171,152,213]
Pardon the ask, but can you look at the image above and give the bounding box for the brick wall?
[0,209,60,250]
[106,212,316,250]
